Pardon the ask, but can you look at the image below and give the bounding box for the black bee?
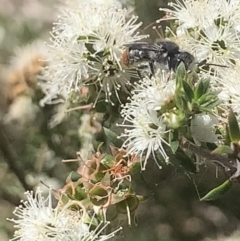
[121,41,225,78]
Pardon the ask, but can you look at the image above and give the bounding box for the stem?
[181,141,237,175]
[65,103,93,113]
[0,126,32,190]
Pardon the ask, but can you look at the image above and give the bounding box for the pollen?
[121,48,130,67]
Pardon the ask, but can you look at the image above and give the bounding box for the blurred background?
[0,0,240,241]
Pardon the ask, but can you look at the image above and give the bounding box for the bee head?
[170,51,195,71]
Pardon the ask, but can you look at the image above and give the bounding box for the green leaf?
[198,93,216,105]
[116,196,139,214]
[228,109,240,143]
[176,62,187,77]
[224,126,231,145]
[175,149,197,173]
[182,81,194,102]
[201,98,222,109]
[169,131,179,154]
[200,180,232,201]
[95,101,107,113]
[75,186,87,200]
[66,171,81,183]
[175,62,186,90]
[129,162,141,174]
[202,78,210,94]
[174,95,184,110]
[101,154,114,167]
[136,194,152,203]
[103,127,124,148]
[195,80,204,99]
[89,186,109,206]
[211,145,233,155]
[170,141,179,154]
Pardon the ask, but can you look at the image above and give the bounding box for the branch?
[0,126,32,190]
[181,141,237,175]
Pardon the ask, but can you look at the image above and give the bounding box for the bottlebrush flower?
[8,187,121,241]
[41,2,146,105]
[118,72,175,170]
[159,0,240,67]
[217,65,240,121]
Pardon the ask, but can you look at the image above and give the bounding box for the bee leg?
[136,64,148,79]
[136,68,143,79]
[149,61,155,78]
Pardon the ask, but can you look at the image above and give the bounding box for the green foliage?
[103,127,124,148]
[228,109,240,144]
[200,180,232,201]
[174,64,221,115]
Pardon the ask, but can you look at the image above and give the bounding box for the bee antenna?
[197,59,228,68]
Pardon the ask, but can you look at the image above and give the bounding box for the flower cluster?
[118,66,221,170]
[160,0,240,67]
[61,147,141,225]
[7,0,240,240]
[8,146,141,240]
[41,1,146,106]
[158,0,240,121]
[7,188,121,241]
[118,71,174,169]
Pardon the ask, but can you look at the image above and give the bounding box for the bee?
[121,41,225,78]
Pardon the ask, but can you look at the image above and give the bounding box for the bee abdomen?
[121,49,130,67]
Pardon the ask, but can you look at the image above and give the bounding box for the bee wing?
[156,41,180,53]
[124,43,160,51]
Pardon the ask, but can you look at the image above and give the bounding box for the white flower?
[161,0,240,31]
[217,65,240,120]
[86,55,137,105]
[8,187,122,241]
[190,113,219,146]
[118,72,174,170]
[7,187,77,241]
[160,0,240,66]
[183,24,240,66]
[160,0,209,30]
[42,2,146,105]
[120,105,170,170]
[130,71,176,111]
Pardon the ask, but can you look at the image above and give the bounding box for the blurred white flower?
[190,113,219,146]
[4,96,39,126]
[8,187,121,241]
[10,40,47,72]
[118,72,174,170]
[65,0,123,8]
[42,2,146,105]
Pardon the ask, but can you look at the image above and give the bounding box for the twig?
[65,103,93,113]
[0,126,32,190]
[181,141,237,175]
